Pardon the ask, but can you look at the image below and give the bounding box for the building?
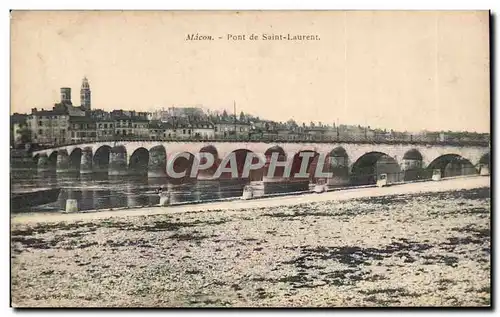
[130,117,150,138]
[10,113,29,147]
[53,85,86,117]
[27,107,69,146]
[276,128,304,141]
[304,126,327,140]
[170,121,193,139]
[96,118,115,140]
[213,118,251,138]
[90,109,110,120]
[148,121,174,140]
[113,114,149,138]
[69,116,97,143]
[191,121,215,139]
[80,77,91,111]
[26,85,95,146]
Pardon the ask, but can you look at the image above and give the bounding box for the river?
[10,169,256,213]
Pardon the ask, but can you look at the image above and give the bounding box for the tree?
[286,119,298,129]
[222,110,228,119]
[239,111,245,121]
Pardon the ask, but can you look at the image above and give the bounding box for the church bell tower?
[80,76,91,111]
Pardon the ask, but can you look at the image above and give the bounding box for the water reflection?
[11,169,251,212]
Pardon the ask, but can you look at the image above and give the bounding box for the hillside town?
[10,77,490,149]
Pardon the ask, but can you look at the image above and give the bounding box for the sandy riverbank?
[11,176,490,307]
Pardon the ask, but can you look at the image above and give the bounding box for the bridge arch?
[402,149,425,181]
[325,146,350,186]
[265,145,286,158]
[427,154,478,178]
[403,148,423,161]
[350,151,402,185]
[69,148,82,171]
[329,146,349,166]
[263,145,287,179]
[93,145,112,173]
[199,145,219,161]
[195,145,220,179]
[48,151,58,169]
[290,150,320,182]
[129,147,149,176]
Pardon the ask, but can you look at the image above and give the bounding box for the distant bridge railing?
[30,134,490,151]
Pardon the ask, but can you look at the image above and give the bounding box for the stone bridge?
[32,140,490,186]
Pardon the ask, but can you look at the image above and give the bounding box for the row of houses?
[11,105,490,147]
[11,105,256,147]
[10,85,490,147]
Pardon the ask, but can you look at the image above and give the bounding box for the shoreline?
[12,176,490,225]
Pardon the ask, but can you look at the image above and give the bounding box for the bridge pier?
[326,174,350,187]
[402,158,426,181]
[260,157,308,194]
[37,154,50,171]
[56,150,70,173]
[80,148,93,174]
[109,149,128,176]
[326,156,350,187]
[375,155,403,183]
[480,164,490,176]
[148,146,167,178]
[262,176,309,194]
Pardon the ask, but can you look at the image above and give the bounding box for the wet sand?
[11,176,490,307]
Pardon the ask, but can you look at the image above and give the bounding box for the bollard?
[432,169,442,181]
[65,199,78,213]
[241,185,253,200]
[159,193,170,206]
[480,166,490,176]
[314,184,326,193]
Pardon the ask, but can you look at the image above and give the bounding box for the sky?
[10,11,490,133]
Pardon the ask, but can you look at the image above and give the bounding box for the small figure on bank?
[155,187,165,195]
[158,187,169,206]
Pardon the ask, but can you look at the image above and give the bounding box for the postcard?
[10,10,490,308]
